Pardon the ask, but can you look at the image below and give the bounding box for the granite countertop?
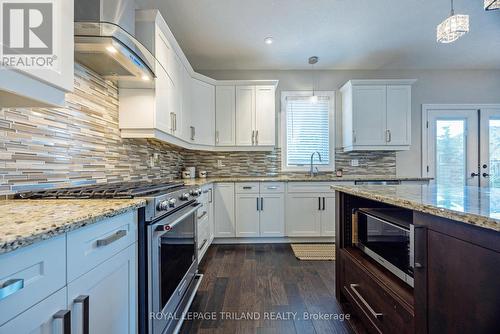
[0,199,146,254]
[182,175,432,186]
[332,184,500,232]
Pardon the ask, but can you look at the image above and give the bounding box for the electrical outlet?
[216,160,224,168]
[350,159,359,167]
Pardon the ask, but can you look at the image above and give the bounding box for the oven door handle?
[154,203,202,233]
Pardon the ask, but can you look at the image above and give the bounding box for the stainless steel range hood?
[74,0,156,88]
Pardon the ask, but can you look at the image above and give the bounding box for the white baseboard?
[212,236,335,244]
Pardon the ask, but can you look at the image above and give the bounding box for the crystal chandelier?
[437,0,469,43]
[485,0,500,10]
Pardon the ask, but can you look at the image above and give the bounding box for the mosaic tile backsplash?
[0,64,184,195]
[0,64,395,195]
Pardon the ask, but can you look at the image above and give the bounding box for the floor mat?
[290,243,335,261]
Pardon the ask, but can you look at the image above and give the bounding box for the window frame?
[280,90,335,172]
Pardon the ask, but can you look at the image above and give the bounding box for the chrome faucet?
[310,151,322,177]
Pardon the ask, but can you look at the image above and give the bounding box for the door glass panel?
[489,119,500,188]
[435,120,466,187]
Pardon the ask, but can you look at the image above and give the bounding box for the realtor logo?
[1,0,56,68]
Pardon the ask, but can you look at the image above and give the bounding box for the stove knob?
[157,200,169,211]
[168,198,177,207]
[190,188,202,196]
[180,193,190,201]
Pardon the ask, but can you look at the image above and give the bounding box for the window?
[281,91,335,171]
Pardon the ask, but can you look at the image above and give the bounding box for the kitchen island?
[333,184,500,334]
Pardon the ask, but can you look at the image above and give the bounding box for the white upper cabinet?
[341,80,415,151]
[190,78,215,146]
[236,86,256,146]
[0,0,74,107]
[386,85,412,146]
[215,86,236,146]
[235,85,276,147]
[119,9,278,151]
[255,86,276,146]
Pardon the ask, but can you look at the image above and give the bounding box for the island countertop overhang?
[332,184,500,233]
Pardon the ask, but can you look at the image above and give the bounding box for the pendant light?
[437,0,469,43]
[309,56,319,104]
[485,0,500,10]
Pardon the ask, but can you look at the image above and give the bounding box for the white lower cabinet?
[235,194,260,237]
[321,195,336,237]
[197,184,214,262]
[0,288,68,334]
[286,193,335,237]
[214,183,236,237]
[286,193,322,237]
[67,243,137,334]
[0,211,139,333]
[234,183,285,238]
[260,193,285,237]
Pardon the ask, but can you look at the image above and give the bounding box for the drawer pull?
[243,186,253,190]
[349,284,383,320]
[74,295,89,334]
[96,230,127,247]
[0,278,24,300]
[198,239,208,251]
[198,211,208,220]
[266,186,278,190]
[53,309,71,334]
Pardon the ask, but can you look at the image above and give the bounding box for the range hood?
[74,0,156,88]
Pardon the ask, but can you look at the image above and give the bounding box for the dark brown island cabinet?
[335,191,500,334]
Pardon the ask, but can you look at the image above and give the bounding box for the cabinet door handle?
[318,197,321,211]
[215,130,219,144]
[0,278,24,301]
[53,309,71,334]
[261,197,264,211]
[174,113,177,131]
[190,126,195,141]
[256,197,260,211]
[386,129,392,142]
[96,230,127,247]
[198,239,208,251]
[353,130,356,143]
[198,211,208,220]
[349,284,383,320]
[251,130,255,145]
[208,188,213,203]
[74,295,89,334]
[322,197,326,211]
[170,112,175,132]
[255,130,259,145]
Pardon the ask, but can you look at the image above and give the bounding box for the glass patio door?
[427,110,479,187]
[427,108,500,188]
[479,108,500,188]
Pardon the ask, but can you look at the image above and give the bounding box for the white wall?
[200,69,500,177]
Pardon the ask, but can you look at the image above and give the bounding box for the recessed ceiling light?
[141,75,150,81]
[264,37,274,45]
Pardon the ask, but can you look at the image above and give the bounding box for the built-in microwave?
[352,208,414,287]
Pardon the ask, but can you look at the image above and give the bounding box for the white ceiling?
[137,0,500,70]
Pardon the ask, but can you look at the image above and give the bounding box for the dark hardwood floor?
[180,244,362,334]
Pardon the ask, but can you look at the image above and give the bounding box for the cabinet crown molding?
[341,79,417,90]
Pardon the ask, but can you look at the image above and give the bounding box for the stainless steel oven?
[147,202,202,334]
[353,208,414,287]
